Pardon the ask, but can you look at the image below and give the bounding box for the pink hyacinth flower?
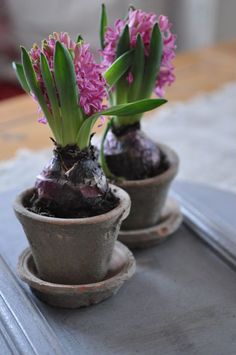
[101,9,176,97]
[29,32,107,124]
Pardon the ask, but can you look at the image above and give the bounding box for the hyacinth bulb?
[103,123,169,180]
[32,144,118,218]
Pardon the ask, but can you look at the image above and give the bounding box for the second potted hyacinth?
[99,6,180,241]
[13,32,165,290]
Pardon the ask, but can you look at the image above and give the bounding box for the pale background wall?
[2,0,236,80]
[172,0,236,51]
[217,0,236,42]
[6,0,236,52]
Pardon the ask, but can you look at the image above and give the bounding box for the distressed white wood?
[0,183,236,354]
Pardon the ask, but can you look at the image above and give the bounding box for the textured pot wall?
[118,144,179,230]
[14,185,130,285]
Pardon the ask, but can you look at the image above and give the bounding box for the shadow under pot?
[13,184,131,285]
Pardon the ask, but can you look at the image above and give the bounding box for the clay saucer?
[119,198,183,249]
[17,241,136,309]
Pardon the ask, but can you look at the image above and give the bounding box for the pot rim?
[118,143,179,187]
[13,184,130,225]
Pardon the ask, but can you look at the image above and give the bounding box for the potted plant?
[13,32,165,289]
[99,6,181,246]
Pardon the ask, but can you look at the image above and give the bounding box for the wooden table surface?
[1,40,236,161]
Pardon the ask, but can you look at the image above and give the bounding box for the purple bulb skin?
[29,144,118,218]
[103,123,168,180]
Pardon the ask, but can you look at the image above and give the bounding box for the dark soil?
[103,122,169,180]
[28,143,118,218]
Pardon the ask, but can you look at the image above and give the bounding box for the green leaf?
[77,98,167,149]
[99,98,167,117]
[76,114,100,150]
[103,49,133,87]
[12,62,30,94]
[76,34,83,44]
[40,53,63,144]
[141,23,163,98]
[128,34,145,101]
[116,24,130,57]
[54,41,82,145]
[20,46,57,136]
[21,47,50,118]
[100,3,108,49]
[40,53,59,116]
[115,24,130,104]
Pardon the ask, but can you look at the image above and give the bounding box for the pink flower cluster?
[29,32,107,123]
[101,9,176,97]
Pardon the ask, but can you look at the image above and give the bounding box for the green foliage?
[40,53,63,143]
[77,98,167,149]
[54,41,83,144]
[13,26,165,149]
[115,25,130,105]
[100,3,108,49]
[20,46,60,141]
[76,34,83,44]
[128,34,144,102]
[12,62,30,94]
[13,39,139,148]
[103,49,134,87]
[141,23,163,98]
[100,6,165,127]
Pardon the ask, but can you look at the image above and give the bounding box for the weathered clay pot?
[14,184,130,285]
[118,144,179,231]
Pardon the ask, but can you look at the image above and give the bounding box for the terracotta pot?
[118,144,179,231]
[14,184,130,285]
